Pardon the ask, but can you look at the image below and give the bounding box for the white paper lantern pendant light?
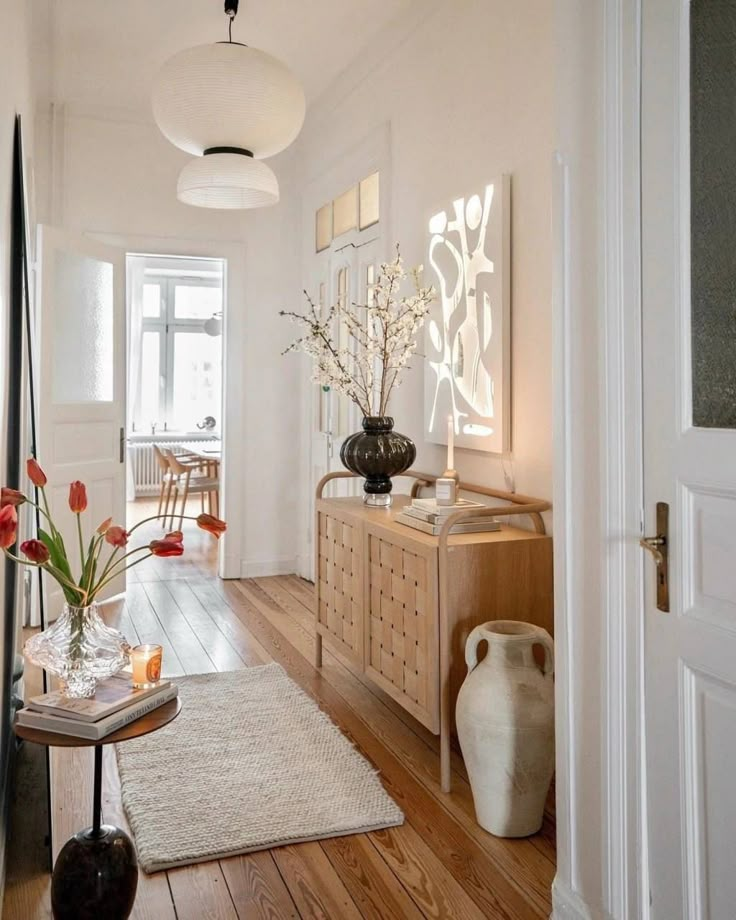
[152,0,305,209]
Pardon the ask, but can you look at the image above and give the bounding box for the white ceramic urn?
[456,620,555,837]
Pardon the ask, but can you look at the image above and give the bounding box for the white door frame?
[91,232,246,581]
[553,0,647,917]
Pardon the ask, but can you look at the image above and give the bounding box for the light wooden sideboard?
[314,471,553,792]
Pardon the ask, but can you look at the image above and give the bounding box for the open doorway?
[125,253,224,578]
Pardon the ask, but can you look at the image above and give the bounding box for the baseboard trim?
[552,878,611,920]
[220,552,241,580]
[240,558,298,579]
[295,553,313,581]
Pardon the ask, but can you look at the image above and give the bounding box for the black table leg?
[50,745,138,920]
[91,743,103,837]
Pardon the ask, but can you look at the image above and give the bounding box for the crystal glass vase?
[340,416,416,507]
[24,603,131,698]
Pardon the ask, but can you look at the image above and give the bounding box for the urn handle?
[464,623,555,677]
[530,625,555,677]
[464,624,493,672]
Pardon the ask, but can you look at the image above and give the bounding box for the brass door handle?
[640,536,665,566]
[640,502,669,612]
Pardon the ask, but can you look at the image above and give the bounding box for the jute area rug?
[116,664,404,873]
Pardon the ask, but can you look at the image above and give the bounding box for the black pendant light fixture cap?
[224,0,239,42]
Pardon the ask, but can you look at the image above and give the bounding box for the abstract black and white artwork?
[424,177,510,454]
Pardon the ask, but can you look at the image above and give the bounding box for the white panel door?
[304,236,382,578]
[326,236,382,470]
[641,2,736,917]
[36,226,126,618]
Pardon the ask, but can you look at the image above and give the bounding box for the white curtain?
[126,257,145,501]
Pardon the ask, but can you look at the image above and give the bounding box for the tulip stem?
[3,550,44,568]
[95,545,120,592]
[3,550,87,604]
[38,487,57,540]
[86,533,106,594]
[89,545,151,597]
[92,553,153,599]
[23,498,55,530]
[76,514,85,582]
[125,513,210,539]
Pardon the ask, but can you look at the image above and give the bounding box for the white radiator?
[128,439,217,497]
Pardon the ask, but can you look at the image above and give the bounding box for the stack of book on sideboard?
[395,497,502,536]
[16,673,178,740]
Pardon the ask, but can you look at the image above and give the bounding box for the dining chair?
[165,452,220,529]
[152,445,177,526]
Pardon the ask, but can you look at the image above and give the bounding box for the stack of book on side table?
[396,497,502,536]
[16,673,178,740]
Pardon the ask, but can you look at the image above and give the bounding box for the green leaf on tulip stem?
[39,527,76,597]
[81,535,96,592]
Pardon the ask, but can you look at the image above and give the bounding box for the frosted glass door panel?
[690,0,736,428]
[52,250,114,404]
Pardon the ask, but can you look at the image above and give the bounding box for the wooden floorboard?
[272,843,363,920]
[4,514,555,919]
[220,851,300,920]
[319,834,423,919]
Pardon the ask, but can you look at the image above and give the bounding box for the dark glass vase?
[340,416,416,507]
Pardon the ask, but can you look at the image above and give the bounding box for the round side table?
[14,697,181,920]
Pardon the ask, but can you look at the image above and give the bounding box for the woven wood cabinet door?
[364,528,439,732]
[316,508,364,665]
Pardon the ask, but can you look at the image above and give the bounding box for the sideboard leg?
[314,631,323,669]
[439,533,452,793]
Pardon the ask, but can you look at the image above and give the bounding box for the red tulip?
[0,505,18,550]
[1,488,26,508]
[196,513,227,539]
[149,538,184,557]
[20,539,50,564]
[26,458,47,487]
[163,531,183,543]
[69,481,87,514]
[96,517,112,534]
[105,526,129,548]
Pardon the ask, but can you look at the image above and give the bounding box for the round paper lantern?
[152,43,305,160]
[177,153,279,209]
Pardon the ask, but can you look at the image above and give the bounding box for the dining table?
[182,443,221,478]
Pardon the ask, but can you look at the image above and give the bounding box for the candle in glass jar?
[130,644,163,689]
[447,415,454,470]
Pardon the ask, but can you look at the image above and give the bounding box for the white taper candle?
[447,414,454,470]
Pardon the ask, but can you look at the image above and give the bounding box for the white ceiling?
[40,0,420,115]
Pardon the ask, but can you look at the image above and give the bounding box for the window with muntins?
[130,257,223,434]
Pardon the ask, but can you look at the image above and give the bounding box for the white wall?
[33,104,303,577]
[294,0,555,504]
